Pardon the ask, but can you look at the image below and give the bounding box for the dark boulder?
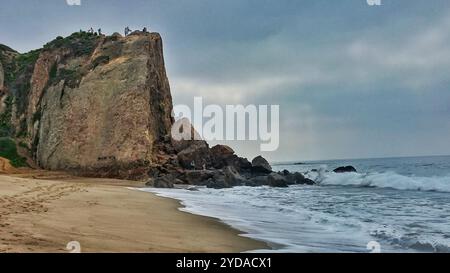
[146,175,174,188]
[202,166,248,189]
[246,176,269,187]
[176,141,212,170]
[206,176,230,189]
[277,171,316,185]
[210,145,252,171]
[302,178,316,185]
[284,172,306,185]
[333,166,357,173]
[211,144,235,158]
[210,144,235,169]
[223,166,247,186]
[268,173,288,188]
[251,156,272,174]
[147,165,171,178]
[179,170,217,185]
[232,156,252,171]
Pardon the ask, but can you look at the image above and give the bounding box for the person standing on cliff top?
[125,26,131,36]
[98,28,102,36]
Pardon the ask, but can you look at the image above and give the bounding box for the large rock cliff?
[1,31,173,177]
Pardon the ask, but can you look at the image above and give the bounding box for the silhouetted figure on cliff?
[125,26,131,36]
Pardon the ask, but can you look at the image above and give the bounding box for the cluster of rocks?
[145,137,315,189]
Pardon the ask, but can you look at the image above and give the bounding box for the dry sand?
[0,172,267,253]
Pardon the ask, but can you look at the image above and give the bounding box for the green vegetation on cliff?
[0,32,100,137]
[44,31,100,57]
[12,61,35,127]
[0,137,27,167]
[15,49,40,73]
[46,32,102,89]
[0,46,40,86]
[0,45,17,86]
[1,48,41,133]
[49,67,84,89]
[0,45,15,52]
[0,95,13,137]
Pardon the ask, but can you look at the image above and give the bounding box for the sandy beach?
[0,171,267,253]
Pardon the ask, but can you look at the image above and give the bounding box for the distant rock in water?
[333,166,357,173]
[302,178,316,185]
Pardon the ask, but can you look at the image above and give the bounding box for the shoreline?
[135,188,274,252]
[141,187,289,252]
[0,173,268,253]
[135,187,277,252]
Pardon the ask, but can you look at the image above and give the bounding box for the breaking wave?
[313,171,450,193]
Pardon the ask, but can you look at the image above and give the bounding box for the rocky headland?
[0,31,315,189]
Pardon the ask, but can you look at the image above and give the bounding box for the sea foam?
[311,171,450,193]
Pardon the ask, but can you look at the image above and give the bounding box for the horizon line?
[272,154,450,165]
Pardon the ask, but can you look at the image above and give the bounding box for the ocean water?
[140,155,450,253]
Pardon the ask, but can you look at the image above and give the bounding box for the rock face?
[37,33,173,174]
[333,166,357,173]
[1,32,173,178]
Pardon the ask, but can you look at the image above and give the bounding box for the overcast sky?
[1,0,450,162]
